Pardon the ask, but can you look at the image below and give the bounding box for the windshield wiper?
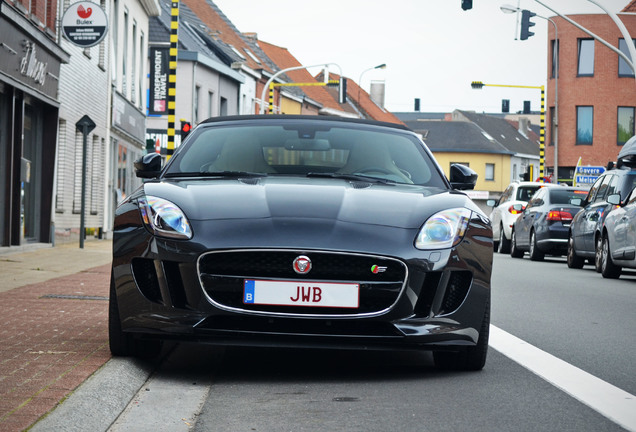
[164,171,268,178]
[306,172,394,184]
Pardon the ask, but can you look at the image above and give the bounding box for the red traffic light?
[182,122,192,133]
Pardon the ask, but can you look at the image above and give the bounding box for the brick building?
[546,3,636,184]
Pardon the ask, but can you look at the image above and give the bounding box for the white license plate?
[243,279,359,308]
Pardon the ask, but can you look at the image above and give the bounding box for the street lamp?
[358,63,387,104]
[501,4,559,183]
[259,63,343,114]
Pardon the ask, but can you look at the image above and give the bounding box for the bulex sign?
[62,2,108,48]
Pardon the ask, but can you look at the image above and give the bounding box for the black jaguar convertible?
[109,115,493,371]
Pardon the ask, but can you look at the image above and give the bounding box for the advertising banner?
[149,47,169,115]
[61,2,108,48]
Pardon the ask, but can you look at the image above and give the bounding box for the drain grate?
[40,294,109,301]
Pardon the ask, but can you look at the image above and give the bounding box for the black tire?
[594,235,603,273]
[109,271,163,359]
[567,234,584,269]
[529,230,545,261]
[510,229,524,258]
[497,224,511,254]
[600,234,621,279]
[434,297,490,371]
[109,271,134,357]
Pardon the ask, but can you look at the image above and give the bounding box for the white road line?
[489,325,636,432]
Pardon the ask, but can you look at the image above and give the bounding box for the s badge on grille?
[293,255,312,274]
[371,265,387,274]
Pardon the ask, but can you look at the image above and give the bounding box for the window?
[194,86,200,123]
[122,10,128,95]
[576,106,593,145]
[549,107,556,146]
[550,39,559,79]
[577,39,594,76]
[208,91,214,118]
[619,39,636,77]
[618,107,635,146]
[485,163,494,181]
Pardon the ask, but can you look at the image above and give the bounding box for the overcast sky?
[212,0,632,114]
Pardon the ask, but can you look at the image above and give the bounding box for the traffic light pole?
[166,0,181,160]
[471,81,547,181]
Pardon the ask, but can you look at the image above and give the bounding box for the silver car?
[600,187,636,278]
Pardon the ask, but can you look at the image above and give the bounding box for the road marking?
[490,325,636,432]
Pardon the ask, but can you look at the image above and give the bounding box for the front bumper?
[112,207,493,352]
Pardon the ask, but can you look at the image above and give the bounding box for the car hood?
[142,177,473,229]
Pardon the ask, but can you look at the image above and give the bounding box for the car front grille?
[198,250,407,317]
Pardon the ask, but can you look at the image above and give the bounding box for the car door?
[612,187,636,261]
[491,185,512,239]
[581,174,614,252]
[571,175,603,253]
[516,189,544,247]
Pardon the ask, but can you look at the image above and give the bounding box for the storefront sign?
[61,2,108,48]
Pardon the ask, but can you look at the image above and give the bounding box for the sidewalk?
[0,239,113,431]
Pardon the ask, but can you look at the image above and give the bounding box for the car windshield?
[164,120,446,187]
[549,189,588,205]
[516,185,542,201]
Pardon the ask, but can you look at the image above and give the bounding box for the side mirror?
[512,203,524,212]
[449,164,478,190]
[486,199,497,207]
[570,197,584,206]
[607,193,621,206]
[135,153,163,179]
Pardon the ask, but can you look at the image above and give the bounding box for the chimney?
[243,32,258,42]
[519,118,530,138]
[369,80,385,108]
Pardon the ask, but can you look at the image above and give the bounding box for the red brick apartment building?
[545,2,636,183]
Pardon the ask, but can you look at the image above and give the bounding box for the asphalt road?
[34,252,636,432]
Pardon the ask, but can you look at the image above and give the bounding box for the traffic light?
[146,138,155,152]
[520,9,536,40]
[461,0,472,10]
[471,81,484,89]
[523,101,531,114]
[180,120,192,140]
[338,78,347,104]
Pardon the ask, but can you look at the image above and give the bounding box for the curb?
[30,357,156,432]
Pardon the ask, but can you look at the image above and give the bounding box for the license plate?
[243,279,359,308]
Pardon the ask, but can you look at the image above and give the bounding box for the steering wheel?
[354,167,394,175]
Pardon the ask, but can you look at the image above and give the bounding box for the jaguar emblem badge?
[293,255,312,274]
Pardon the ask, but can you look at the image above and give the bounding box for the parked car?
[598,188,636,278]
[567,162,636,271]
[109,115,494,371]
[487,181,558,253]
[509,186,587,260]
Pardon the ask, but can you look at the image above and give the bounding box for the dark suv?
[567,164,636,270]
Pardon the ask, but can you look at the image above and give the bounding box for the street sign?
[574,165,605,187]
[62,2,108,48]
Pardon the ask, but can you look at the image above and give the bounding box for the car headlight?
[138,195,193,239]
[415,208,472,250]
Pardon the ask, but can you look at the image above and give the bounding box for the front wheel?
[510,230,524,258]
[497,225,511,254]
[594,235,603,273]
[529,230,545,261]
[600,234,621,279]
[434,298,490,371]
[567,234,584,269]
[109,271,163,359]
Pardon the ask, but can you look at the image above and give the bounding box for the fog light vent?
[440,271,472,314]
[132,258,163,304]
